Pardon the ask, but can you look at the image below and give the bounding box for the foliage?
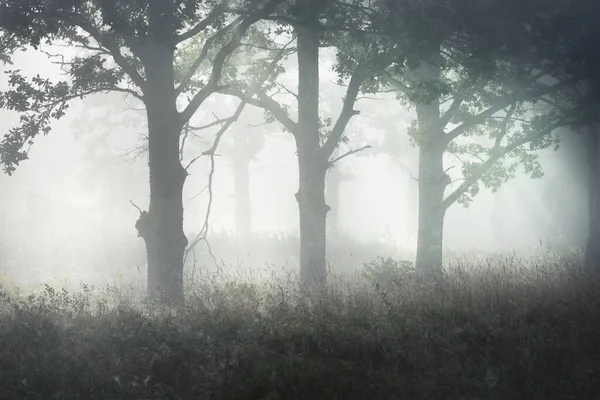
[362,256,415,292]
[0,0,281,174]
[367,0,581,210]
[0,255,599,399]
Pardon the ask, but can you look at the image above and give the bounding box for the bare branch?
[328,145,372,166]
[184,100,246,170]
[129,201,143,215]
[273,81,298,99]
[180,121,191,161]
[183,101,243,257]
[188,114,240,132]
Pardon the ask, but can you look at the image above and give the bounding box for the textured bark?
[412,58,448,280]
[415,142,448,280]
[135,43,187,305]
[585,123,600,271]
[296,20,328,286]
[232,131,252,239]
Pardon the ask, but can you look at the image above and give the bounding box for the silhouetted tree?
[0,0,283,304]
[375,0,577,278]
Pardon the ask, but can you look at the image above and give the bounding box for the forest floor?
[0,253,598,399]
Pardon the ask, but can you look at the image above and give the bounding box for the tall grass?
[0,252,598,399]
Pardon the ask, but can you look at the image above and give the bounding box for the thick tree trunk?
[135,45,188,305]
[233,131,252,239]
[585,123,600,271]
[296,20,328,286]
[412,57,448,280]
[415,142,448,279]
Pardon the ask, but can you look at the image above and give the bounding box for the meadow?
[0,251,597,399]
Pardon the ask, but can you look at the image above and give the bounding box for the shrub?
[362,256,415,293]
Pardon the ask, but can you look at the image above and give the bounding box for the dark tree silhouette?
[0,0,283,304]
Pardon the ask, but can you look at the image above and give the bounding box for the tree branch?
[179,0,284,126]
[328,145,372,166]
[322,61,371,159]
[443,77,580,145]
[74,19,146,90]
[175,16,242,95]
[222,89,298,133]
[184,100,247,170]
[443,119,568,209]
[176,0,230,43]
[215,38,298,134]
[439,81,471,129]
[442,137,529,210]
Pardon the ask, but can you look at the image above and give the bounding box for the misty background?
[0,47,588,289]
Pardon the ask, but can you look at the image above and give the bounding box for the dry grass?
[0,252,598,399]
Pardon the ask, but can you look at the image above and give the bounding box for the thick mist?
[0,47,588,291]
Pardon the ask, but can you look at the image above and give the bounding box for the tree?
[417,0,600,270]
[221,0,390,285]
[0,0,283,304]
[376,0,576,278]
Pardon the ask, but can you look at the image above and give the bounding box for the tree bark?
[412,57,448,280]
[135,43,188,305]
[295,19,329,286]
[415,141,448,280]
[585,123,600,271]
[232,131,252,239]
[326,162,341,236]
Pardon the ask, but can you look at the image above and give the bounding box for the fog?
[0,47,588,290]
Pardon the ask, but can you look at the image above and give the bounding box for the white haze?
[0,47,588,291]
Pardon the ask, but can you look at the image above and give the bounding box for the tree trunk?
[326,162,341,236]
[585,123,600,271]
[135,44,188,305]
[233,131,252,239]
[415,142,448,279]
[295,20,328,286]
[412,57,448,280]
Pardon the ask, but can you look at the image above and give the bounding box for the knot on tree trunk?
[295,191,330,214]
[135,210,153,240]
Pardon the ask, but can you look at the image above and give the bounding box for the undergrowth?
[0,253,599,399]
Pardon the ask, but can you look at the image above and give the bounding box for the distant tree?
[0,0,283,304]
[173,23,290,248]
[513,1,600,270]
[326,148,354,236]
[229,123,265,239]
